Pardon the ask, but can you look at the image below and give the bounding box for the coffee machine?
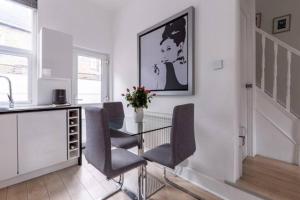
[52,89,67,105]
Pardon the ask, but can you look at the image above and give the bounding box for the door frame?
[72,47,110,106]
[72,47,110,148]
[238,0,256,178]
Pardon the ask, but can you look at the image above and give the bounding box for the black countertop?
[0,105,81,114]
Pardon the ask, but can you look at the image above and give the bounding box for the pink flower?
[126,88,130,92]
[133,86,136,90]
[121,93,125,96]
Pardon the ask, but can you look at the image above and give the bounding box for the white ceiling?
[88,0,132,11]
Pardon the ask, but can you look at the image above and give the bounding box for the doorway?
[72,47,109,105]
[239,0,256,178]
[72,47,110,147]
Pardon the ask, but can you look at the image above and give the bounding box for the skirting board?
[176,166,264,200]
[0,159,78,189]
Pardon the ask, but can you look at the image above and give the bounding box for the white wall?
[255,89,298,164]
[256,0,300,50]
[38,0,114,54]
[35,0,114,104]
[256,111,297,163]
[112,0,241,183]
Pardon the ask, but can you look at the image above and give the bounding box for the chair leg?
[163,168,205,200]
[143,165,147,200]
[102,174,124,200]
[113,174,124,186]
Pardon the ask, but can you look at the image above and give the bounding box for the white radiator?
[143,112,172,150]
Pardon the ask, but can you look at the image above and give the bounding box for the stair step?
[248,155,300,174]
[232,155,300,200]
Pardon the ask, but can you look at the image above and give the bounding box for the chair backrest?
[85,107,111,175]
[103,102,125,120]
[170,104,196,167]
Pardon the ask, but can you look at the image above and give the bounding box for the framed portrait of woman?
[138,6,195,96]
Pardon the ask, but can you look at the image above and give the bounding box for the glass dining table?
[109,115,172,200]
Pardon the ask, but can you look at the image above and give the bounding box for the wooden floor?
[0,158,220,200]
[235,155,300,200]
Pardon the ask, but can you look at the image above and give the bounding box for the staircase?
[255,28,300,165]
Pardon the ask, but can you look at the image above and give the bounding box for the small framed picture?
[256,13,262,28]
[273,14,291,34]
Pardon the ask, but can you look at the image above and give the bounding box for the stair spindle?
[286,51,292,112]
[261,35,266,92]
[273,44,278,101]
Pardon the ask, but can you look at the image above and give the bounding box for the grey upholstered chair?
[103,102,139,149]
[143,104,202,200]
[103,101,125,120]
[85,107,147,200]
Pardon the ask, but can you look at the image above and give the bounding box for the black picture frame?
[273,14,291,34]
[256,13,262,28]
[137,7,195,96]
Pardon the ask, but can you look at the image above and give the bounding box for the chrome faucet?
[0,75,14,108]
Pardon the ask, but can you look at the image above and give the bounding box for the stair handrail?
[256,28,300,114]
[256,28,300,57]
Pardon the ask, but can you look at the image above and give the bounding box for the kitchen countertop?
[0,105,81,114]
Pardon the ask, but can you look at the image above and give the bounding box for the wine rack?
[67,109,80,159]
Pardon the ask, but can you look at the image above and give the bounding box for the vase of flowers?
[134,107,144,123]
[122,86,156,122]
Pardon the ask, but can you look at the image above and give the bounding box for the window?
[73,48,109,105]
[78,56,102,104]
[0,0,36,104]
[74,48,109,147]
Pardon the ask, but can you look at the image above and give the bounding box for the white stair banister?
[256,28,300,118]
[256,28,300,57]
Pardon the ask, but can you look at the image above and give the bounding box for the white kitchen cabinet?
[0,114,18,181]
[40,28,73,79]
[18,110,67,174]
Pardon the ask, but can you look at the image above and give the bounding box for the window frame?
[0,4,37,105]
[73,47,109,107]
